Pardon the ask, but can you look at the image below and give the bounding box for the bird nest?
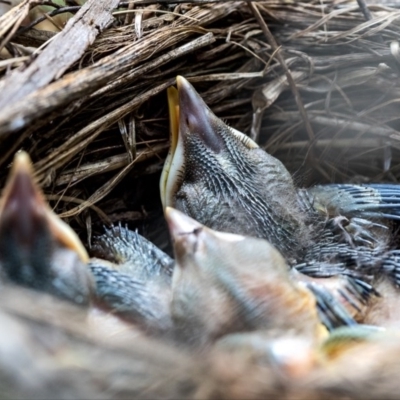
[1,0,400,250]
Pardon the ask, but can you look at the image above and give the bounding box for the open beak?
[160,75,219,210]
[160,76,259,210]
[0,151,88,264]
[159,84,181,210]
[161,76,204,210]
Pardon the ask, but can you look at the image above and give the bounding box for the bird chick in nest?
[166,207,328,348]
[90,208,352,347]
[0,151,93,306]
[160,76,400,327]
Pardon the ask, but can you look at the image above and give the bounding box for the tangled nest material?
[1,0,400,249]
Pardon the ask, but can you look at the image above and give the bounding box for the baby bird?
[166,207,328,347]
[160,77,308,260]
[89,226,173,333]
[0,151,93,305]
[90,208,351,345]
[160,76,400,325]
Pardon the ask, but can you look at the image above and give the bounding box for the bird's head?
[160,75,259,209]
[160,76,308,257]
[165,207,326,346]
[0,152,93,305]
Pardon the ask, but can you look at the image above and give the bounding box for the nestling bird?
[0,151,93,306]
[0,152,174,332]
[89,225,173,333]
[90,208,350,345]
[166,207,328,347]
[160,76,400,326]
[0,154,400,399]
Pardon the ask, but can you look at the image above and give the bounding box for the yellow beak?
[0,151,89,263]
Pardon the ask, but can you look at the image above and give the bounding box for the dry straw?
[1,0,400,245]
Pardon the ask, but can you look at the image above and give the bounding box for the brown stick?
[0,0,120,110]
[0,32,215,137]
